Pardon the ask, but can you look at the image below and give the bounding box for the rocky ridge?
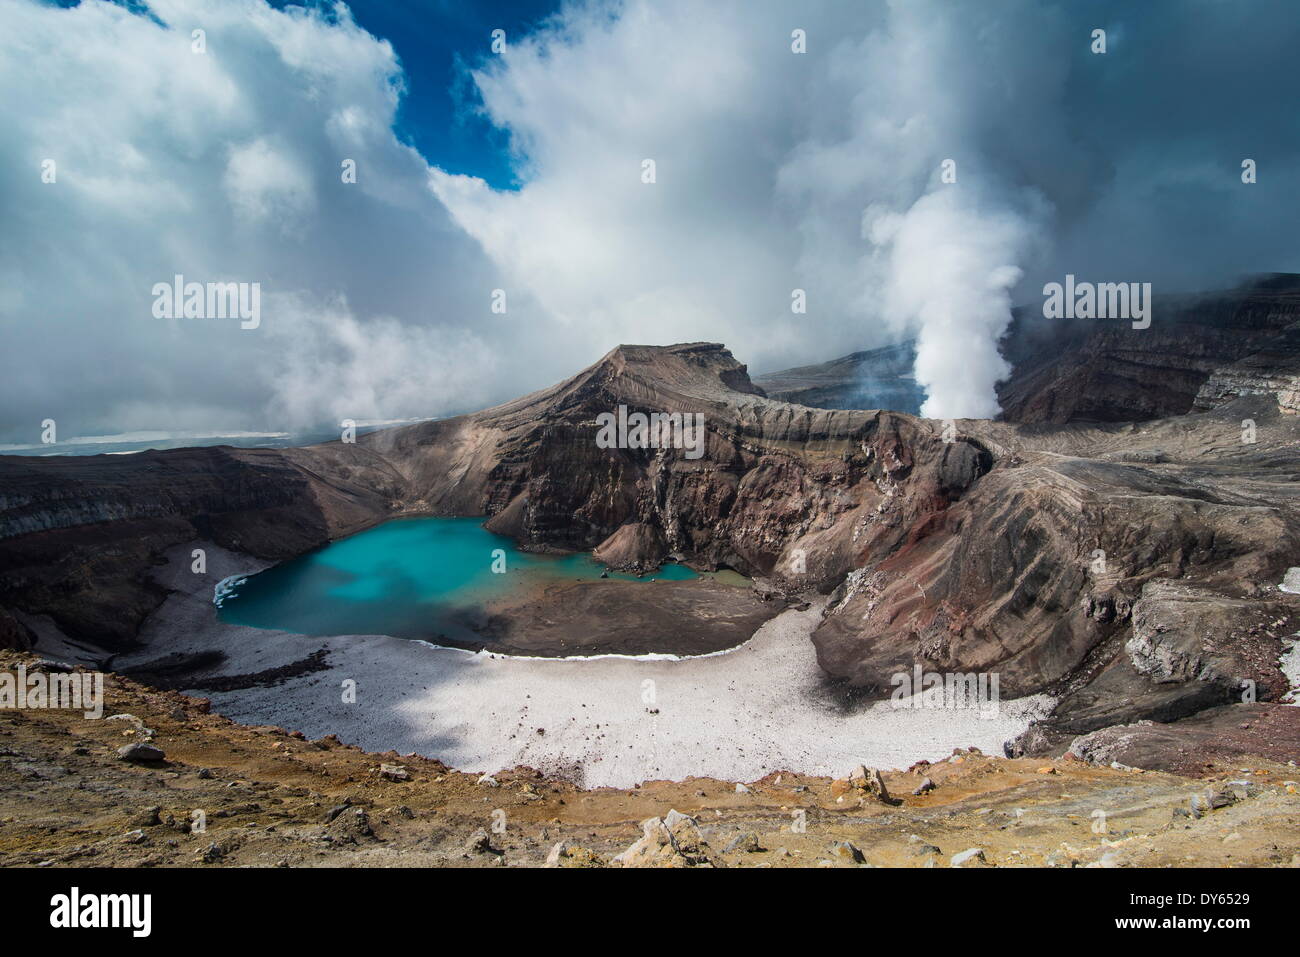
[755,274,1300,425]
[1,323,1299,760]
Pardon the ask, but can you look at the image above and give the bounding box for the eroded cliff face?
[0,339,1296,753]
[459,344,991,588]
[1193,325,1300,415]
[403,342,1300,739]
[0,446,406,648]
[995,273,1300,424]
[811,402,1300,737]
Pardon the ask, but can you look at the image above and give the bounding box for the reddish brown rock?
[1066,703,1300,776]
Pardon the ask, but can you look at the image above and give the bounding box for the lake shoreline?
[215,514,763,655]
[94,541,1056,790]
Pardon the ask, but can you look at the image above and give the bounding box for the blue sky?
[279,0,562,188]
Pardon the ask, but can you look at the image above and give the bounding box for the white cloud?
[264,292,499,426]
[430,1,819,363]
[223,137,315,225]
[0,0,513,440]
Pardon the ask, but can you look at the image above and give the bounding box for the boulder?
[1189,786,1239,818]
[544,842,606,868]
[950,848,988,868]
[326,807,374,843]
[829,840,867,864]
[116,743,165,763]
[723,832,763,854]
[129,806,162,827]
[846,765,893,804]
[612,809,723,868]
[464,828,502,857]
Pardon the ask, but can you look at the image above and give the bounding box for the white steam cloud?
[431,0,1068,418]
[435,0,1300,418]
[868,188,1047,418]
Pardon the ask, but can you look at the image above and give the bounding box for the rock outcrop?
[611,809,723,868]
[1192,323,1300,414]
[1065,702,1300,775]
[591,522,667,573]
[0,445,404,648]
[0,606,34,651]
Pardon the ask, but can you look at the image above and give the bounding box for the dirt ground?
[460,576,780,657]
[1,652,1297,868]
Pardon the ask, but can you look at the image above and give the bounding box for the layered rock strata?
[1,336,1297,754]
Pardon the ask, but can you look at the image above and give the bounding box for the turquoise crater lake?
[215,517,707,645]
